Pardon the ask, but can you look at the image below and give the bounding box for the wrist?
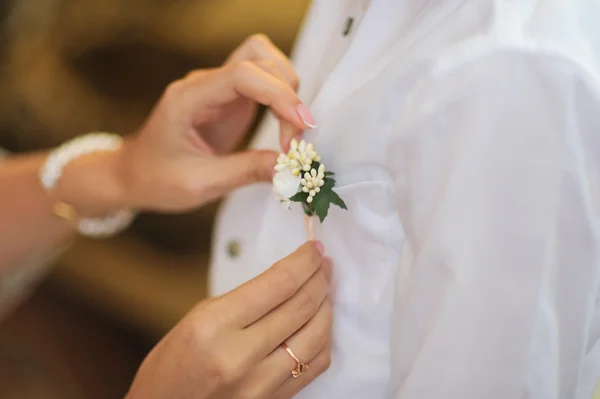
[54,143,130,217]
[40,133,138,238]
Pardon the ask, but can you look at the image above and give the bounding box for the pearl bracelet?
[39,133,137,238]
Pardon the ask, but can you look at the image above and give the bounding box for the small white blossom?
[273,170,301,210]
[274,153,291,173]
[274,139,322,176]
[301,163,325,204]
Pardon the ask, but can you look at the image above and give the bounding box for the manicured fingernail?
[297,104,317,128]
[314,240,325,256]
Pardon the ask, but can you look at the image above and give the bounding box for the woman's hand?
[112,34,314,212]
[127,241,332,399]
[0,35,312,267]
[203,34,304,154]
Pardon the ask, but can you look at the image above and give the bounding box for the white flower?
[274,139,322,177]
[273,169,301,210]
[272,140,346,223]
[301,164,325,203]
[287,139,321,175]
[274,153,291,172]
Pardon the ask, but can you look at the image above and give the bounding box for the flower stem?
[302,202,314,217]
[304,214,315,240]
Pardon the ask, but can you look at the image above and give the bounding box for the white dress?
[211,1,600,397]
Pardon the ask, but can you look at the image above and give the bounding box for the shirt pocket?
[313,179,402,310]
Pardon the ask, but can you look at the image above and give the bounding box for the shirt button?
[343,17,354,36]
[226,240,241,259]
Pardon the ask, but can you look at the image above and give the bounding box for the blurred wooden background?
[0,0,309,397]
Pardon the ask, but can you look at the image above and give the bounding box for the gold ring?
[281,343,309,378]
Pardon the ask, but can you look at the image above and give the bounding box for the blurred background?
[0,0,309,397]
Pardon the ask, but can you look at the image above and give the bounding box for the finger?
[248,60,305,152]
[244,257,332,359]
[227,62,314,130]
[214,241,326,327]
[181,62,315,130]
[226,34,299,90]
[280,121,303,153]
[272,347,332,399]
[252,59,292,89]
[199,149,278,199]
[239,299,332,397]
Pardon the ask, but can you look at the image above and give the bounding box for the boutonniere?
[273,139,347,223]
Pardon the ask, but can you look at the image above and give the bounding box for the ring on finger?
[281,342,309,378]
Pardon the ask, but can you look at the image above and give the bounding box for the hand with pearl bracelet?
[1,35,332,399]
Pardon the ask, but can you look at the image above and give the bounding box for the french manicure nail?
[297,104,317,128]
[314,240,325,256]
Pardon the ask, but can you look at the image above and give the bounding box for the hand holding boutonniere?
[273,139,347,228]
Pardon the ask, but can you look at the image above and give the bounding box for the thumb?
[206,149,278,196]
[279,120,303,153]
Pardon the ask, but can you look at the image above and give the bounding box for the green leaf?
[329,189,348,210]
[321,177,335,191]
[282,162,347,223]
[312,190,331,223]
[310,175,349,222]
[289,192,308,203]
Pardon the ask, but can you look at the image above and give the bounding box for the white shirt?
[210,1,600,398]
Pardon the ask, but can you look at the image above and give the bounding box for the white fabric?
[210,0,600,398]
